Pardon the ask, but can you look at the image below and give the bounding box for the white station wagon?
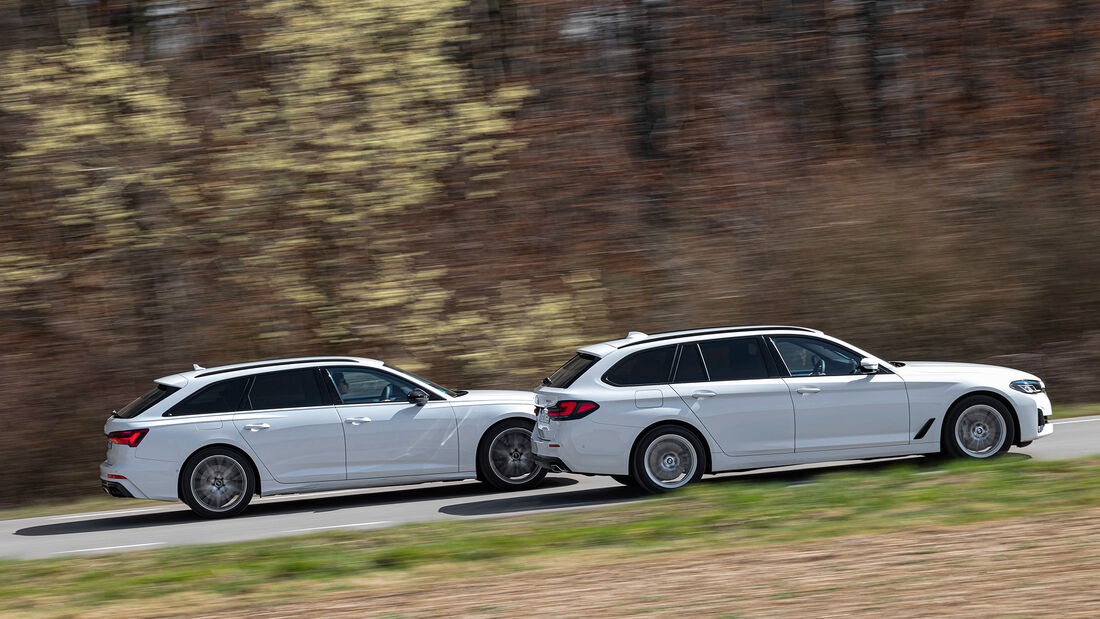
[532,326,1053,492]
[101,357,545,517]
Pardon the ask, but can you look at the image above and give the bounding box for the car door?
[770,336,910,451]
[323,367,459,479]
[232,368,347,483]
[670,337,795,456]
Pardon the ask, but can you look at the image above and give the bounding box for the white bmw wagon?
[532,326,1053,493]
[102,357,546,517]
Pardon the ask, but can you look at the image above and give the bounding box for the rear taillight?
[547,400,599,420]
[107,429,149,447]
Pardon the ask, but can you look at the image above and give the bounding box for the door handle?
[796,387,821,394]
[345,417,372,425]
[242,423,270,431]
[691,390,717,399]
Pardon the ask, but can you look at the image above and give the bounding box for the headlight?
[1010,379,1045,394]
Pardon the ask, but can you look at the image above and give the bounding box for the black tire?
[180,446,255,518]
[610,474,638,488]
[942,395,1016,459]
[630,424,706,493]
[478,418,548,491]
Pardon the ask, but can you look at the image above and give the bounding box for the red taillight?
[106,474,127,479]
[107,429,149,447]
[547,400,599,420]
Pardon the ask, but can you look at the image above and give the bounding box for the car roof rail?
[617,325,817,349]
[194,357,363,378]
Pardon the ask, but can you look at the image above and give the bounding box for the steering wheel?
[812,356,826,376]
[380,384,393,402]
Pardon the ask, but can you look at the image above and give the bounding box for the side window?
[325,367,419,404]
[673,344,708,383]
[699,338,770,381]
[245,369,327,410]
[604,345,676,386]
[772,337,862,377]
[165,377,248,417]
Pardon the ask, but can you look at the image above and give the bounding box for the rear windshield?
[115,384,180,419]
[544,353,599,388]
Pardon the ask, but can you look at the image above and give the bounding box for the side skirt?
[258,472,478,497]
[710,443,939,474]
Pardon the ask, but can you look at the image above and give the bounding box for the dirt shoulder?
[202,509,1100,618]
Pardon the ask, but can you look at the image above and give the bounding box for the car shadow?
[439,453,1035,517]
[439,484,647,516]
[14,476,579,537]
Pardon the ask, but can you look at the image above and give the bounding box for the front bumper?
[1014,392,1053,443]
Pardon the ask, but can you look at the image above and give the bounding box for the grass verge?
[0,497,167,522]
[1054,403,1100,419]
[2,456,1100,616]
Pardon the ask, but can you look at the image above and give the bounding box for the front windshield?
[383,364,461,398]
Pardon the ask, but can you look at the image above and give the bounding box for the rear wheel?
[631,425,705,493]
[943,396,1015,459]
[180,447,255,518]
[478,418,548,491]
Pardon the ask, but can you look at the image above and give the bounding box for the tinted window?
[166,377,248,417]
[772,336,862,376]
[673,344,708,383]
[700,338,770,381]
[246,369,327,410]
[604,345,675,386]
[326,367,419,404]
[383,364,457,397]
[116,384,179,419]
[542,354,599,389]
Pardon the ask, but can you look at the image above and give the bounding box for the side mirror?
[860,358,880,373]
[407,388,429,406]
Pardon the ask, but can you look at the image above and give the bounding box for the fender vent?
[913,417,936,441]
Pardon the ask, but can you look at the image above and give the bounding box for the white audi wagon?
[532,326,1053,492]
[101,357,545,517]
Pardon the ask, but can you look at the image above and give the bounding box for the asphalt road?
[2,416,1096,560]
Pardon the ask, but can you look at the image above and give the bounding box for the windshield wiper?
[453,390,469,397]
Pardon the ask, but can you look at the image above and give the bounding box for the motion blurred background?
[1,0,1097,507]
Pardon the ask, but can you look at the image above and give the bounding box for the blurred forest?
[1,0,1098,506]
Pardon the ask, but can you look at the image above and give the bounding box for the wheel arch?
[629,419,713,475]
[474,414,536,481]
[178,442,262,499]
[943,390,1020,447]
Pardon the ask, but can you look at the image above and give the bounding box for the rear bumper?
[531,453,572,473]
[100,459,178,501]
[101,479,135,498]
[531,422,632,476]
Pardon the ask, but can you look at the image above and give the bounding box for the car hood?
[894,361,1040,381]
[453,389,536,405]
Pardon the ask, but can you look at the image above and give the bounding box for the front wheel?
[478,418,548,491]
[180,447,255,518]
[943,396,1015,459]
[631,425,705,493]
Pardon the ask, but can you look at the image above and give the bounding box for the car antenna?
[193,363,205,371]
